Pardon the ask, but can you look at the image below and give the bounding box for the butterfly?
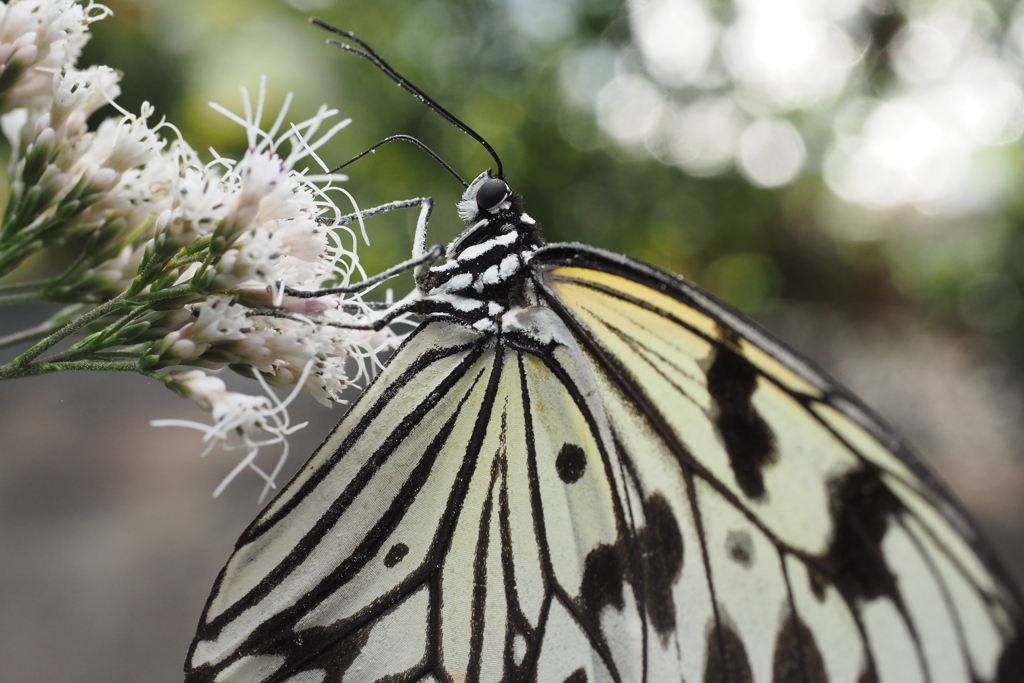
[184,22,1024,683]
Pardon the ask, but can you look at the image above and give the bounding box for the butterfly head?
[475,177,512,212]
[449,170,541,260]
[457,171,517,222]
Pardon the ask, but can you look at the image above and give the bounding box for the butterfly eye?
[476,178,511,211]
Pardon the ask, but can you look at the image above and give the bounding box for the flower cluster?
[0,0,109,114]
[0,0,413,497]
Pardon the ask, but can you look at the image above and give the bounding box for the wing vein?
[517,352,556,675]
[248,364,493,680]
[897,513,976,680]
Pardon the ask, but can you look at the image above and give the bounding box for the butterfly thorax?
[417,173,543,332]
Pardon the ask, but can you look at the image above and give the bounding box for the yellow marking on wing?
[549,266,822,397]
[812,402,917,485]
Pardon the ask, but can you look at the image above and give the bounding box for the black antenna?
[311,18,505,179]
[331,134,468,187]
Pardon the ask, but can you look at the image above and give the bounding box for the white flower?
[155,297,252,362]
[49,64,120,130]
[75,103,164,174]
[273,215,327,261]
[212,226,281,287]
[234,285,338,317]
[188,297,250,342]
[97,155,175,231]
[153,365,313,500]
[213,151,287,251]
[157,160,230,248]
[238,228,280,276]
[0,1,109,64]
[178,167,229,225]
[0,1,421,501]
[0,0,112,113]
[0,106,28,151]
[200,89,353,291]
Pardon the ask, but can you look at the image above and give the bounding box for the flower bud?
[117,320,152,342]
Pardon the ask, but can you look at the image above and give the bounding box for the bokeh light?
[737,117,806,188]
[601,0,1024,216]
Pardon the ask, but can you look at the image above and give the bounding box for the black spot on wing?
[818,468,901,604]
[297,617,374,681]
[704,621,754,683]
[725,530,754,568]
[772,612,828,683]
[996,627,1024,683]
[383,543,409,568]
[706,336,777,500]
[857,665,878,683]
[638,493,684,642]
[806,566,829,602]
[579,543,626,618]
[565,668,587,683]
[556,443,587,484]
[572,496,685,652]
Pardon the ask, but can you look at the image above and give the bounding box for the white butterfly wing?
[187,320,497,681]
[187,315,656,682]
[533,244,1024,683]
[187,243,1023,683]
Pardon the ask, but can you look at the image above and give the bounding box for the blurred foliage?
[61,0,1024,363]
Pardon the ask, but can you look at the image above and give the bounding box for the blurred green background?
[4,0,1024,681]
[75,0,1024,337]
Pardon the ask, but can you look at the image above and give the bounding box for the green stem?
[0,322,54,350]
[89,351,146,360]
[10,292,128,368]
[46,361,146,373]
[125,285,197,305]
[171,254,201,268]
[39,347,143,365]
[27,304,148,365]
[99,305,146,334]
[0,278,50,294]
[0,291,46,305]
[0,360,160,380]
[0,235,43,280]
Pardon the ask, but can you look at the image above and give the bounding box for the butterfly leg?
[311,294,430,331]
[282,244,442,298]
[248,290,429,330]
[319,196,436,284]
[287,196,440,298]
[314,196,434,230]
